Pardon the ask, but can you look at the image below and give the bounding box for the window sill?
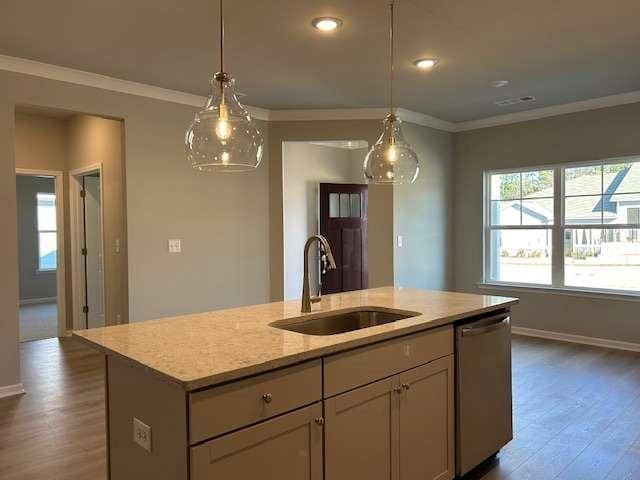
[477,281,640,303]
[35,269,56,275]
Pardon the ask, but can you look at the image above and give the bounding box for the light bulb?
[363,114,419,185]
[215,104,232,140]
[385,144,398,163]
[185,75,264,172]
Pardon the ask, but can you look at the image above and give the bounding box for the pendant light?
[185,0,264,172]
[363,0,419,185]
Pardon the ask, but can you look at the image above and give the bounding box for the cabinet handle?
[402,383,411,391]
[262,393,273,404]
[315,417,325,426]
[393,386,403,394]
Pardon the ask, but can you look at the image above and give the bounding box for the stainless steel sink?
[271,307,420,336]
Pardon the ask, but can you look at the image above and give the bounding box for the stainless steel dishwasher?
[455,311,513,476]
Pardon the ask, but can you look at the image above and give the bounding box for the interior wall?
[16,176,57,300]
[14,111,127,329]
[269,120,394,301]
[282,142,366,300]
[453,101,640,343]
[394,122,454,291]
[0,69,272,390]
[67,115,128,325]
[14,112,70,323]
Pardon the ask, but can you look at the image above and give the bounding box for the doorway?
[282,140,369,300]
[70,166,105,330]
[15,169,66,342]
[319,183,369,294]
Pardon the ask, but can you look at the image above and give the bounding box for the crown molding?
[0,54,271,120]
[455,90,640,131]
[268,107,457,132]
[2,55,640,133]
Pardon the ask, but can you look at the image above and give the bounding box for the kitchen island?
[74,287,518,480]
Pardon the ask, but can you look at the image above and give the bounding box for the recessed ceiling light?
[414,58,438,70]
[490,80,510,88]
[312,17,343,32]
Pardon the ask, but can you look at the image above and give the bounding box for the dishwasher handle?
[461,313,510,337]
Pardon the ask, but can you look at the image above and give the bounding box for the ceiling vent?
[495,96,536,107]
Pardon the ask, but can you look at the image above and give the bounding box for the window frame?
[483,156,640,297]
[35,192,57,273]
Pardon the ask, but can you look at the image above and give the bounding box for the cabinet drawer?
[190,402,323,480]
[323,326,453,397]
[190,403,323,480]
[189,360,321,444]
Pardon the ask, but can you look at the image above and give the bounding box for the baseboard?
[19,297,56,306]
[512,326,640,352]
[0,383,25,399]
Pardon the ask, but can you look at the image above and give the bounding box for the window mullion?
[552,166,564,287]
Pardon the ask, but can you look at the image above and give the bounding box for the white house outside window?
[36,192,57,272]
[485,157,640,294]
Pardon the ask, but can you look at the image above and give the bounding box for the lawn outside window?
[484,156,640,295]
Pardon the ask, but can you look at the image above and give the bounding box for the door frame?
[15,168,67,338]
[69,163,105,330]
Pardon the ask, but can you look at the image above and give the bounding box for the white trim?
[19,297,57,306]
[456,90,640,131]
[15,168,67,338]
[3,54,640,132]
[0,54,269,121]
[478,282,640,303]
[268,107,457,132]
[512,326,640,353]
[0,383,25,399]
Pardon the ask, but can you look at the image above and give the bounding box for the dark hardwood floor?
[0,338,106,480]
[1,335,639,479]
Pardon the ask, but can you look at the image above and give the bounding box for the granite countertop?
[73,287,518,391]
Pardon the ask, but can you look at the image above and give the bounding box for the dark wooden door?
[319,183,368,294]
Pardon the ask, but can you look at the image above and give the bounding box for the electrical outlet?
[133,417,152,452]
[168,239,181,253]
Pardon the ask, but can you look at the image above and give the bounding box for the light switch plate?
[133,417,152,452]
[168,239,181,253]
[397,235,404,248]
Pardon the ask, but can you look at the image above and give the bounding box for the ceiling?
[1,0,639,122]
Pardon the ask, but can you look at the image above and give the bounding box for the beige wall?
[394,122,454,291]
[282,142,367,300]
[453,102,640,343]
[269,120,395,301]
[14,112,126,329]
[67,115,127,325]
[0,69,454,391]
[0,70,272,389]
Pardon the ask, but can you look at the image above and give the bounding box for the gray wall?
[16,175,57,300]
[282,142,366,300]
[0,69,454,391]
[0,69,271,389]
[394,122,454,290]
[453,102,640,343]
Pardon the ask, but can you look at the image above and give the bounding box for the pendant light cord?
[389,0,395,116]
[219,0,225,73]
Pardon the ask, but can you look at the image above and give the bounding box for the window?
[484,157,640,294]
[36,193,57,272]
[486,169,554,285]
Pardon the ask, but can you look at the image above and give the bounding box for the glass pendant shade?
[364,114,419,185]
[185,74,264,172]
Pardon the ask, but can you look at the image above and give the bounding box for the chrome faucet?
[301,235,337,313]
